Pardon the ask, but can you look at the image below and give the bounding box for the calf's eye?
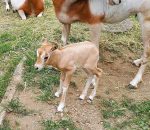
[44,56,48,61]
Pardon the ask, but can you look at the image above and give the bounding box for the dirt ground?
[5,60,150,130]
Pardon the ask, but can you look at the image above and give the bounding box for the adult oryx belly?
[90,0,146,23]
[104,2,131,23]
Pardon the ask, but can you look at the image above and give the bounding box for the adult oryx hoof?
[13,10,17,13]
[127,84,138,89]
[132,61,141,67]
[6,5,10,11]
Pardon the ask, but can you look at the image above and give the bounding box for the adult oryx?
[52,0,150,89]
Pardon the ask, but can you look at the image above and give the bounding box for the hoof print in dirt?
[127,84,137,89]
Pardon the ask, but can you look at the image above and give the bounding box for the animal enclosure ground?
[0,0,150,130]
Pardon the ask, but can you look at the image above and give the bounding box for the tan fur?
[34,40,102,111]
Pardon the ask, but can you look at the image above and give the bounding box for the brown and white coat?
[52,0,150,89]
[4,0,44,20]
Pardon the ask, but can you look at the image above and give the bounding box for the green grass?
[42,118,80,130]
[0,55,21,99]
[0,0,149,130]
[0,0,142,101]
[0,120,12,130]
[4,98,33,116]
[101,98,150,130]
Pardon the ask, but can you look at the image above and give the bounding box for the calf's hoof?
[57,103,64,112]
[79,95,85,100]
[55,92,60,98]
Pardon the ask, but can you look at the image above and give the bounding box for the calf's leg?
[79,75,95,100]
[55,72,65,97]
[57,70,74,112]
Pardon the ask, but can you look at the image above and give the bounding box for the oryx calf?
[34,40,102,112]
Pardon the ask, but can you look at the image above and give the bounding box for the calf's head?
[34,40,58,71]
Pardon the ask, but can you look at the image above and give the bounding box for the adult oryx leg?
[61,24,71,45]
[89,23,102,46]
[5,0,10,11]
[133,14,144,67]
[129,20,150,89]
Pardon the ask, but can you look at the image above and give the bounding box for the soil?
[5,61,150,130]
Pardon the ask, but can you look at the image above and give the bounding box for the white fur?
[61,35,66,44]
[34,51,45,70]
[18,10,26,20]
[89,76,98,100]
[55,80,63,98]
[37,50,39,57]
[133,58,143,67]
[89,0,105,16]
[10,0,25,10]
[57,103,64,112]
[5,0,10,11]
[79,76,95,100]
[37,12,43,17]
[57,86,67,112]
[130,64,146,87]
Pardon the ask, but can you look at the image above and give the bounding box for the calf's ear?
[51,43,58,51]
[41,38,49,45]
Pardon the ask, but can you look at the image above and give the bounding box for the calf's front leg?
[55,72,65,97]
[57,70,73,112]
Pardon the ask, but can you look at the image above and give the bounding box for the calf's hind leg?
[88,68,102,101]
[79,75,95,100]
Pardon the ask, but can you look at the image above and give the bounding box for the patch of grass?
[24,50,59,101]
[0,32,16,43]
[0,33,16,56]
[101,98,150,130]
[5,98,33,116]
[42,118,80,130]
[101,99,126,119]
[0,56,21,100]
[0,120,12,130]
[37,69,59,101]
